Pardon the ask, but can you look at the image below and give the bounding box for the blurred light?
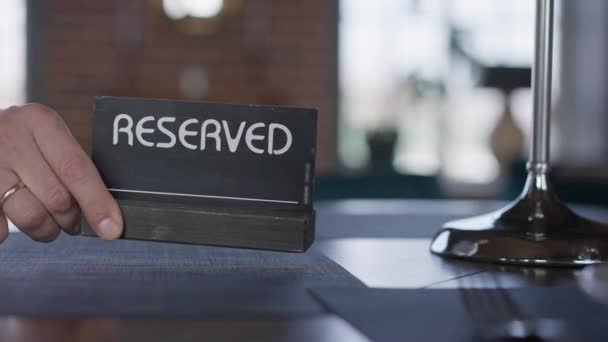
[187,0,223,18]
[163,0,187,20]
[163,0,224,20]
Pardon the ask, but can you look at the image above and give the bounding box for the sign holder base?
[81,200,315,252]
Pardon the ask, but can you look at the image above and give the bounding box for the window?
[0,0,27,108]
[339,0,553,194]
[0,0,26,232]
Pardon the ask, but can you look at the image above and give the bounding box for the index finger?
[25,104,123,240]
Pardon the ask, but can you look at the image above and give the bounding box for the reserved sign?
[92,96,317,211]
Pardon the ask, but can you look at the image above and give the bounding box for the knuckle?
[0,105,39,149]
[18,103,69,133]
[0,105,20,119]
[58,154,89,184]
[3,105,19,112]
[0,130,19,164]
[20,103,57,120]
[46,183,74,213]
[0,106,23,131]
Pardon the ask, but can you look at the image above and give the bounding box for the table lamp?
[430,0,608,266]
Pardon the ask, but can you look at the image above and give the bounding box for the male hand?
[0,104,123,242]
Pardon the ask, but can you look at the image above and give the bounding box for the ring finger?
[0,169,61,242]
[11,137,81,235]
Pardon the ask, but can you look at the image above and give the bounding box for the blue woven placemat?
[0,233,363,317]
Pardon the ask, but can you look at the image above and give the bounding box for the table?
[1,199,607,341]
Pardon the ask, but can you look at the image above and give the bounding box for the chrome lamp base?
[431,171,608,267]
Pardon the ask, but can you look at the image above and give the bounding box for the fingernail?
[98,217,121,240]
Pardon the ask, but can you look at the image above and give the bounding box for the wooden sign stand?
[82,199,315,252]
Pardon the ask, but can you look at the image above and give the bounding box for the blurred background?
[2,0,608,204]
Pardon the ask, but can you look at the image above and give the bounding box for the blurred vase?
[367,130,398,170]
[490,101,525,171]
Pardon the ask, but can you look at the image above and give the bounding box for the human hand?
[0,104,123,242]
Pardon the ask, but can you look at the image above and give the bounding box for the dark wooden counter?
[2,199,608,341]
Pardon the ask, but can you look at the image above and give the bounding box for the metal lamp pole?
[431,0,608,266]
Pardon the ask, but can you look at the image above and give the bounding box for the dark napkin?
[0,233,363,317]
[310,287,608,342]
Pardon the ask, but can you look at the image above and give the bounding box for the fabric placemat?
[0,233,363,317]
[310,287,608,342]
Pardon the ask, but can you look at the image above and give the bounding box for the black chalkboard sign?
[81,97,317,252]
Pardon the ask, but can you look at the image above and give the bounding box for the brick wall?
[31,0,337,172]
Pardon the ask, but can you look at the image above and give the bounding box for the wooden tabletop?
[2,199,607,341]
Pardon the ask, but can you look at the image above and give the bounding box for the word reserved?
[92,96,317,210]
[113,114,293,155]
